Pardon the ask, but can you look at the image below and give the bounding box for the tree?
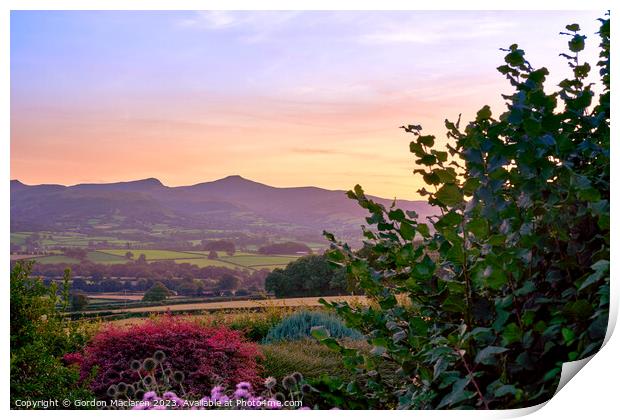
[265,254,347,297]
[208,250,218,260]
[125,251,134,260]
[316,18,610,409]
[177,281,199,296]
[258,241,311,255]
[202,240,235,255]
[217,274,239,291]
[142,281,171,302]
[70,291,89,311]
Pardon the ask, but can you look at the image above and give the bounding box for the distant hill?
[10,176,436,235]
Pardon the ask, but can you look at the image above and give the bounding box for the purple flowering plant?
[109,352,319,410]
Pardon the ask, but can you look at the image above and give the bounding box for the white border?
[2,2,617,419]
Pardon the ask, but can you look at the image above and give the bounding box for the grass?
[172,258,239,269]
[220,254,299,267]
[34,255,81,264]
[261,339,359,382]
[85,251,128,264]
[99,249,202,260]
[10,233,31,245]
[82,295,367,315]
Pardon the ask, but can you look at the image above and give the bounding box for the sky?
[10,10,603,200]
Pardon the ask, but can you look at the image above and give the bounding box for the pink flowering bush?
[69,316,262,398]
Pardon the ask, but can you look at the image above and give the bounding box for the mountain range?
[10,175,436,235]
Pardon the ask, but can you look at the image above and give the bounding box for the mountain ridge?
[11,175,436,235]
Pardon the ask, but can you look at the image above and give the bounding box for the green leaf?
[502,323,522,346]
[579,260,609,291]
[322,337,342,351]
[568,34,586,53]
[418,154,437,165]
[561,327,575,345]
[543,367,561,382]
[399,222,415,241]
[409,142,424,155]
[476,105,492,121]
[466,218,488,238]
[494,384,518,397]
[437,377,473,408]
[462,178,480,195]
[418,135,435,147]
[435,169,457,183]
[417,223,431,238]
[311,326,330,341]
[388,208,406,222]
[475,346,509,365]
[435,184,463,207]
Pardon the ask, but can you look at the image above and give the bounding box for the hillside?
[11,176,436,235]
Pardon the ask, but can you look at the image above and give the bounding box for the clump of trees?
[70,291,89,311]
[314,18,610,409]
[202,240,236,256]
[265,255,348,297]
[258,241,312,255]
[142,281,172,302]
[63,247,88,261]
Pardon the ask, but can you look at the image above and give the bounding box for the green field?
[86,251,129,264]
[34,255,81,264]
[99,249,202,260]
[12,230,307,271]
[220,254,299,268]
[172,258,239,269]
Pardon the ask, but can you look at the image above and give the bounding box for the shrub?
[10,261,95,408]
[263,311,363,343]
[317,17,610,409]
[72,316,263,399]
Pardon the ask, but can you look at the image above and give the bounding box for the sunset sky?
[10,10,602,200]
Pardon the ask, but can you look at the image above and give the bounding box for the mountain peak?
[218,175,247,182]
[133,177,164,186]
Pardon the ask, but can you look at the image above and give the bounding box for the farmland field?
[172,258,239,269]
[83,295,366,315]
[33,255,80,264]
[219,254,299,268]
[99,249,202,260]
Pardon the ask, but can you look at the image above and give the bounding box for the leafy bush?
[263,311,363,343]
[71,316,263,399]
[317,17,610,409]
[10,261,95,408]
